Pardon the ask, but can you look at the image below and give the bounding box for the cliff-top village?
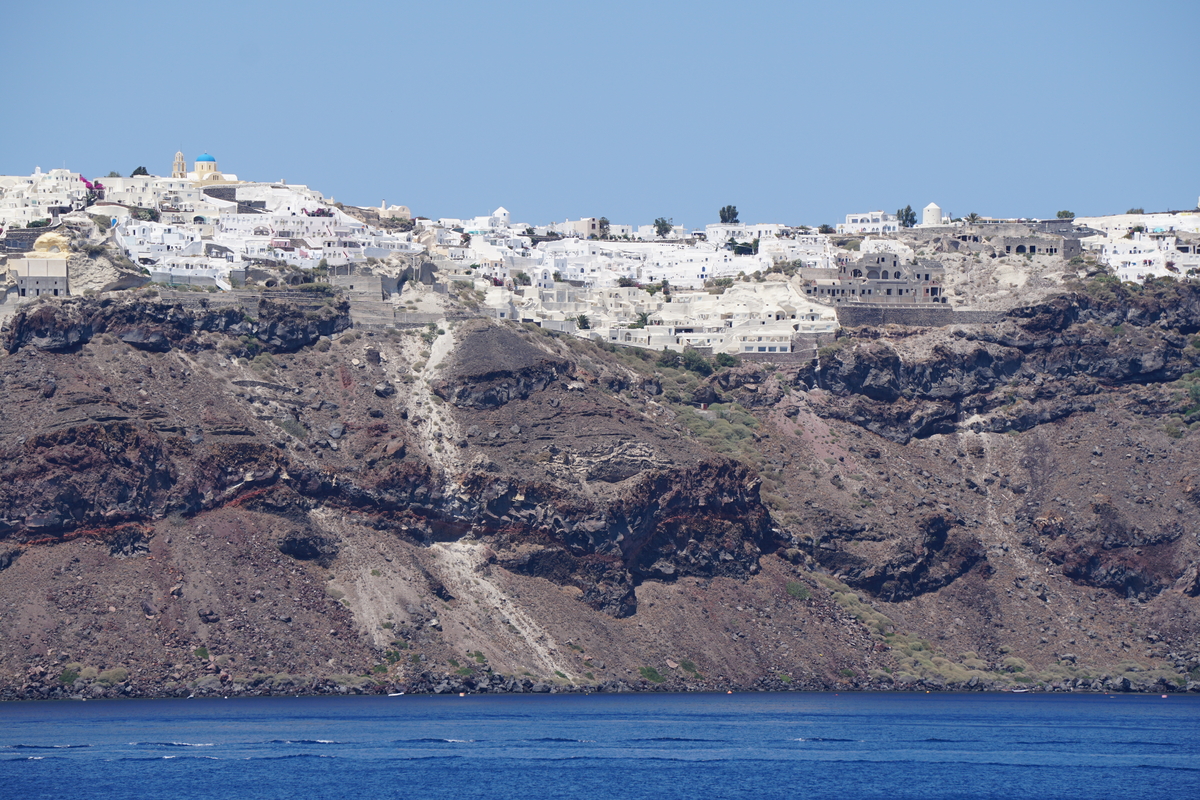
[3,152,1199,357]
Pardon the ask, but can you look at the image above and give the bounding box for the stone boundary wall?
[836,305,1005,328]
[1,224,63,253]
[950,310,1007,325]
[740,351,814,364]
[157,290,240,307]
[150,272,217,287]
[157,289,328,315]
[619,343,817,365]
[790,332,840,354]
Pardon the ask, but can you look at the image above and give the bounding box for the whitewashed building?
[1098,231,1200,282]
[836,210,901,235]
[0,168,89,227]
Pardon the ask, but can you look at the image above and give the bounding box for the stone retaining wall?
[1,224,62,253]
[836,305,1005,328]
[740,351,818,364]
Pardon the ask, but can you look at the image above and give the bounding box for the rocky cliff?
[1,281,1198,701]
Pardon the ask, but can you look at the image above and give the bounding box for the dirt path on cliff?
[429,541,574,677]
[404,321,464,472]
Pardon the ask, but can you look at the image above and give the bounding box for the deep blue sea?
[2,692,1197,800]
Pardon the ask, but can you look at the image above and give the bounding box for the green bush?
[673,402,762,465]
[785,581,811,600]
[714,352,740,368]
[97,668,128,685]
[289,282,336,294]
[193,646,209,660]
[818,338,849,359]
[680,348,713,376]
[251,353,276,374]
[1002,656,1029,673]
[638,666,666,683]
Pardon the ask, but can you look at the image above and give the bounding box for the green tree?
[106,171,121,178]
[680,348,713,376]
[965,212,981,224]
[896,205,917,228]
[1126,207,1144,215]
[617,276,636,287]
[514,271,531,286]
[598,217,610,238]
[714,352,740,368]
[818,223,835,234]
[719,205,739,224]
[630,311,650,329]
[552,271,563,282]
[130,166,149,177]
[575,313,591,330]
[654,217,672,238]
[1056,210,1075,219]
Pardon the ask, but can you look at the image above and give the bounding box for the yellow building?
[184,153,239,185]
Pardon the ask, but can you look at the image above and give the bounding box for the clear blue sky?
[4,0,1196,229]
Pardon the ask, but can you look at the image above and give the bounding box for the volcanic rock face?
[0,421,175,535]
[782,286,1200,443]
[430,322,572,408]
[813,511,989,602]
[6,301,96,352]
[4,294,349,356]
[1,283,1199,700]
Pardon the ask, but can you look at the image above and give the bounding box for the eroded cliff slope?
[1,281,1199,699]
